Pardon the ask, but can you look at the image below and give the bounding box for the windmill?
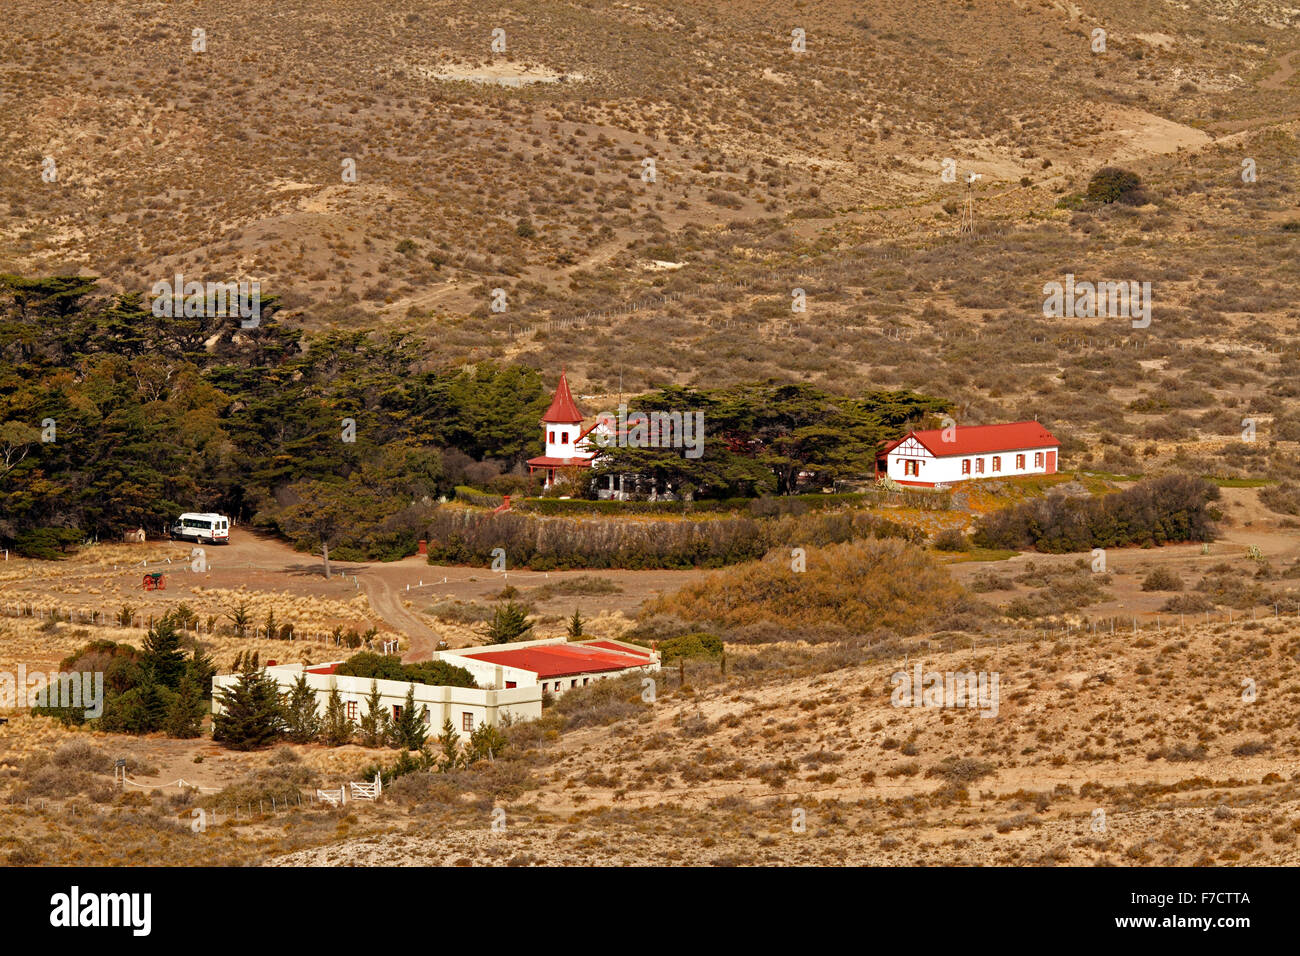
[959,171,982,236]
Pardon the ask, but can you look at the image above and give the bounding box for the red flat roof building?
[878,421,1060,487]
[461,642,653,679]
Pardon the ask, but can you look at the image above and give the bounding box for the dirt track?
[0,528,700,661]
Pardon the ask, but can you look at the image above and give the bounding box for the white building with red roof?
[435,637,660,698]
[212,639,661,734]
[878,421,1060,488]
[525,368,605,490]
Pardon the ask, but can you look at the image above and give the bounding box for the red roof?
[583,641,652,658]
[541,368,585,424]
[462,643,652,679]
[882,421,1060,458]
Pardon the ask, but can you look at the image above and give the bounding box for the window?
[583,678,590,686]
[961,459,971,475]
[903,459,920,477]
[992,456,1001,473]
[462,712,474,731]
[548,430,555,444]
[345,701,357,721]
[571,679,578,688]
[561,431,569,444]
[1016,454,1025,469]
[392,705,403,721]
[505,680,516,689]
[975,458,984,474]
[1034,452,1044,468]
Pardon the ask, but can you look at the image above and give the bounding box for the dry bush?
[646,539,966,637]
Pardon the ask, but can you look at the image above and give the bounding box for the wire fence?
[0,600,381,648]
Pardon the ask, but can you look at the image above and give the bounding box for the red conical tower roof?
[541,367,584,424]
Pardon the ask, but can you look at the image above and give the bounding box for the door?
[1046,451,1056,474]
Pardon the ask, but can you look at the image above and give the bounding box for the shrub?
[1140,567,1183,592]
[1160,593,1215,613]
[925,757,994,783]
[656,632,724,663]
[647,539,966,637]
[1231,739,1270,757]
[424,504,923,571]
[973,474,1219,553]
[334,651,477,688]
[932,528,969,552]
[553,673,649,729]
[1086,166,1146,205]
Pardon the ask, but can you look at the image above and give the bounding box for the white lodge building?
[211,639,660,734]
[878,421,1060,488]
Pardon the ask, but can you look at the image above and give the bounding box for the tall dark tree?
[163,674,207,738]
[483,601,532,644]
[321,684,355,746]
[357,680,390,748]
[390,685,429,751]
[283,674,322,744]
[140,616,188,689]
[212,659,285,751]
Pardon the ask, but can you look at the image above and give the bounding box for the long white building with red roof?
[436,638,659,698]
[213,638,660,734]
[878,421,1060,488]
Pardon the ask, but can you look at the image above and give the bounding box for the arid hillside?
[3,0,1298,476]
[270,612,1300,867]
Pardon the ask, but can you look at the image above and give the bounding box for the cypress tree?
[163,673,207,738]
[567,607,585,640]
[141,616,188,689]
[321,684,354,746]
[283,674,322,744]
[212,659,285,750]
[358,680,390,748]
[391,684,429,751]
[483,601,532,644]
[437,717,461,771]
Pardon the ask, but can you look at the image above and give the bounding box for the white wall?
[544,422,593,460]
[887,445,1057,485]
[212,664,543,731]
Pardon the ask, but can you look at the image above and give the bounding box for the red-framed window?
[548,430,555,444]
[975,458,985,474]
[462,712,474,731]
[992,456,1001,472]
[1034,452,1044,468]
[345,701,357,721]
[561,431,569,444]
[1016,454,1025,469]
[961,459,971,475]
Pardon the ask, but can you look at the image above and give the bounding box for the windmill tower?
[959,171,981,237]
